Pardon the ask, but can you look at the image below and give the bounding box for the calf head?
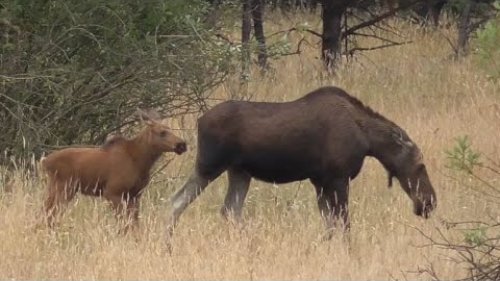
[138,109,187,155]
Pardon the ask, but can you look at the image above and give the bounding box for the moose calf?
[40,109,186,231]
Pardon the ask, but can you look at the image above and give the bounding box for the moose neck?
[127,130,162,174]
[362,117,410,177]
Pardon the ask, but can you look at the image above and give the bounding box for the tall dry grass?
[0,13,499,280]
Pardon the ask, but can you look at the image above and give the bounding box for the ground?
[0,13,499,280]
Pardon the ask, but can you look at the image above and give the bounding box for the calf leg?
[104,191,139,234]
[123,194,141,233]
[127,197,140,225]
[220,168,251,222]
[43,177,77,227]
[166,169,211,236]
[311,178,350,240]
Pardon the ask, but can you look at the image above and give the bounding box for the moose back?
[167,86,437,239]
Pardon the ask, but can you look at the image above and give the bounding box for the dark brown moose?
[41,109,187,231]
[167,86,437,239]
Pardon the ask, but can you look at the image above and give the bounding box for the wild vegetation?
[0,0,234,164]
[1,1,499,280]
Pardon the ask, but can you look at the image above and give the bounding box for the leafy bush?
[445,135,482,174]
[423,136,500,281]
[473,3,500,80]
[0,0,236,164]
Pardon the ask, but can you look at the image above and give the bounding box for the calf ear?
[136,109,156,125]
[102,134,124,150]
[146,109,162,121]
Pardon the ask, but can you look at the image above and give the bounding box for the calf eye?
[159,130,168,137]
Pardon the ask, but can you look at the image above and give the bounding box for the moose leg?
[43,178,77,227]
[220,168,251,222]
[166,169,210,236]
[311,178,350,240]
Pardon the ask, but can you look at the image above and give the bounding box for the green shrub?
[0,0,236,164]
[425,136,500,281]
[473,1,500,80]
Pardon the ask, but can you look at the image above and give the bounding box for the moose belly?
[239,152,316,183]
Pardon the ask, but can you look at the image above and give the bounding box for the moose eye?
[159,130,168,137]
[416,164,425,173]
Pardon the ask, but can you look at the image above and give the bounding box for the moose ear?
[392,129,414,149]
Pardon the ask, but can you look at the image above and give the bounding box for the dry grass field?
[0,13,499,280]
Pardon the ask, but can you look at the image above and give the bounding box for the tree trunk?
[241,0,252,79]
[205,0,223,27]
[251,0,268,70]
[406,0,445,26]
[321,1,347,69]
[280,0,293,12]
[457,0,474,57]
[427,0,446,27]
[309,0,319,13]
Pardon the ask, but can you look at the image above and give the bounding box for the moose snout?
[414,199,436,219]
[174,141,187,155]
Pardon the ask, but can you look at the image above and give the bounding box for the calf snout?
[174,142,187,155]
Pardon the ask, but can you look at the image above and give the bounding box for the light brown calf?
[41,109,186,231]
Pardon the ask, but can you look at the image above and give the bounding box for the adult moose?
[167,86,437,239]
[41,109,187,231]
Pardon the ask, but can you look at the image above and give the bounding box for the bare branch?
[342,0,421,38]
[345,40,412,56]
[277,37,310,57]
